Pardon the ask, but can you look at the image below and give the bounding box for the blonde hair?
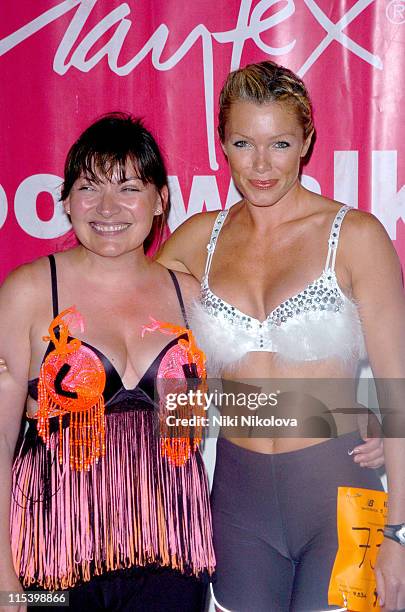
[218,61,314,141]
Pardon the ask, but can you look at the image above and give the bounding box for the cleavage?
[207,267,326,323]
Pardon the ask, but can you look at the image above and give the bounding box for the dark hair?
[61,112,170,251]
[218,61,313,142]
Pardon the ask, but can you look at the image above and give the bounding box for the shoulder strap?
[203,209,229,279]
[167,269,189,329]
[48,254,59,318]
[324,206,351,271]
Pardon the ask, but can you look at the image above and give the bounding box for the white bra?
[189,205,367,375]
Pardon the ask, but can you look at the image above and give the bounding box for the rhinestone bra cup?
[189,206,367,374]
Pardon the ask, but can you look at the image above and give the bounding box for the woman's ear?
[155,185,169,215]
[301,129,314,158]
[63,198,71,216]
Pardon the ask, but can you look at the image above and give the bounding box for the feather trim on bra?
[188,299,367,377]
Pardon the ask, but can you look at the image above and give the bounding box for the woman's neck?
[69,245,154,286]
[240,181,311,235]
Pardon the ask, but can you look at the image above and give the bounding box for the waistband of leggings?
[216,431,363,465]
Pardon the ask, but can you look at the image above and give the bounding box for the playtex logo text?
[0,0,386,170]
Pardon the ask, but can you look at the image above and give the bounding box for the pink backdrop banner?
[1,0,404,281]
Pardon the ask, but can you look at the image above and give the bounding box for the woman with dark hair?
[159,62,405,611]
[0,113,214,611]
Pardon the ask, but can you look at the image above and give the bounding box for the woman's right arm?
[156,211,217,277]
[0,266,34,600]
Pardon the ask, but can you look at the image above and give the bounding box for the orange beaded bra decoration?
[142,317,207,467]
[36,309,207,471]
[37,307,106,471]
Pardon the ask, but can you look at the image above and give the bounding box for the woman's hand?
[352,408,384,468]
[0,358,7,374]
[351,436,384,468]
[375,538,405,611]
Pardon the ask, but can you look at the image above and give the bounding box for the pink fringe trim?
[11,410,215,589]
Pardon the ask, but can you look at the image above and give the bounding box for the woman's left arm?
[348,211,405,611]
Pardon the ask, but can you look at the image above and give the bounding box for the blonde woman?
[159,62,405,611]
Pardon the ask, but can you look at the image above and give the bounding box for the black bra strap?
[167,269,189,329]
[48,254,59,318]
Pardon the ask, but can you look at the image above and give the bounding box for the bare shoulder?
[344,208,398,258]
[0,257,57,354]
[344,207,389,235]
[0,258,53,383]
[150,261,200,302]
[157,210,222,273]
[169,270,200,303]
[306,191,394,252]
[0,257,50,307]
[339,208,402,280]
[171,210,220,237]
[303,192,401,274]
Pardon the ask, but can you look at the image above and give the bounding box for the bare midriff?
[219,351,363,454]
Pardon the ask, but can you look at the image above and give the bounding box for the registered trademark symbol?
[386,0,405,24]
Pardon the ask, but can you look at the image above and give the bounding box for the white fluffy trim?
[189,300,366,377]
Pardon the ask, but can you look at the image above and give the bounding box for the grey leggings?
[211,432,384,612]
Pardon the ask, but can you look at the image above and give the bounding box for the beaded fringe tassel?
[11,410,215,590]
[37,376,105,470]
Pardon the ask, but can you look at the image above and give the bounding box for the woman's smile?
[89,222,132,235]
[248,179,279,190]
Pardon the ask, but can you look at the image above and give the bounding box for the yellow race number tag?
[328,487,387,612]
